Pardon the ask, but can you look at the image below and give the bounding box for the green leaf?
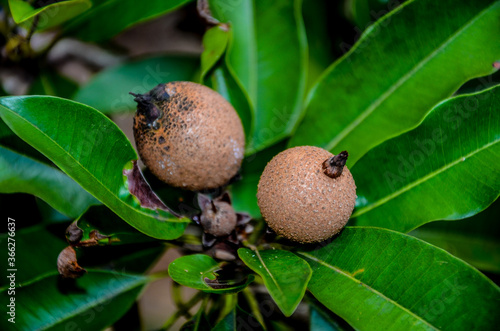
[410,199,500,273]
[212,306,265,331]
[290,0,500,165]
[0,96,189,240]
[298,227,500,330]
[168,254,254,294]
[63,0,192,42]
[238,248,312,317]
[0,118,53,164]
[349,0,406,29]
[0,145,98,218]
[29,70,78,99]
[74,55,199,114]
[8,0,91,30]
[201,25,230,81]
[0,270,147,331]
[351,85,500,232]
[209,0,307,152]
[302,0,336,90]
[0,223,67,287]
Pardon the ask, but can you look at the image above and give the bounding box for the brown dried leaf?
[123,160,179,216]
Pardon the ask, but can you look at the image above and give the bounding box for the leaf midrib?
[0,104,183,224]
[324,1,496,151]
[254,249,285,299]
[297,251,439,330]
[353,139,499,217]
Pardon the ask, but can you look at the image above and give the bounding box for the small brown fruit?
[198,193,237,237]
[132,82,245,191]
[257,146,356,244]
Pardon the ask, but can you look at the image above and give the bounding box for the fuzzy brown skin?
[133,82,245,191]
[257,146,357,244]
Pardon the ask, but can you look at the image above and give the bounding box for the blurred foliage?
[0,0,498,330]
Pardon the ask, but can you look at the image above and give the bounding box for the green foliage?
[410,199,500,273]
[62,0,193,42]
[298,227,500,330]
[0,145,98,218]
[208,0,307,153]
[0,0,499,329]
[8,0,91,30]
[238,248,312,316]
[0,271,148,331]
[168,254,254,293]
[290,0,500,165]
[351,86,500,232]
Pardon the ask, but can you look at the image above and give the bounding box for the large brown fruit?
[257,146,356,243]
[132,82,245,190]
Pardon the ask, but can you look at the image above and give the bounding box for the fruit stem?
[322,151,348,178]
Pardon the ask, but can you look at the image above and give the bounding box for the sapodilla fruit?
[257,146,356,243]
[131,82,245,191]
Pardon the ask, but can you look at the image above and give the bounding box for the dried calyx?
[197,192,252,261]
[322,150,348,178]
[57,246,86,279]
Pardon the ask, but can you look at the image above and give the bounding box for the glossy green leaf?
[201,25,230,81]
[302,0,336,90]
[351,86,500,232]
[238,248,312,317]
[410,199,500,273]
[0,96,189,240]
[0,223,67,287]
[0,118,53,164]
[169,254,254,294]
[63,0,192,42]
[0,270,147,331]
[298,227,500,330]
[290,0,500,165]
[212,306,265,331]
[349,0,406,29]
[74,55,199,114]
[0,145,98,218]
[8,0,91,30]
[209,0,307,152]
